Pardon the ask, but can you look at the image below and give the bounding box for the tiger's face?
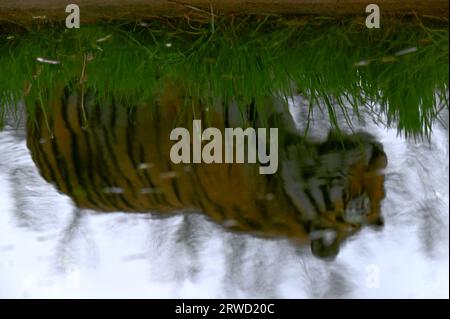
[281,133,387,259]
[26,86,387,260]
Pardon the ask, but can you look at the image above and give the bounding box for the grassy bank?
[0,15,448,136]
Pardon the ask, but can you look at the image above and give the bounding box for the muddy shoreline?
[1,0,448,24]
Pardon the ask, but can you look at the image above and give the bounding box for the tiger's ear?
[368,143,388,171]
[310,237,340,260]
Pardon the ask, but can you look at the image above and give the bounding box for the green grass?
[0,15,448,137]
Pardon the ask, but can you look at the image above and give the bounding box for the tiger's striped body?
[26,84,387,258]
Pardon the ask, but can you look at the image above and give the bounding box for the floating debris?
[96,34,113,43]
[36,57,60,65]
[159,171,178,179]
[354,59,371,67]
[139,187,163,194]
[137,163,154,170]
[6,36,14,40]
[32,16,47,20]
[395,47,418,56]
[165,42,173,48]
[103,187,125,194]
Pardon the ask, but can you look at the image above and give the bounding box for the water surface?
[0,99,448,298]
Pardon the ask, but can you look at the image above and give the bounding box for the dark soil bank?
[0,0,448,24]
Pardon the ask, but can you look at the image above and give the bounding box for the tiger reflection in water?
[26,82,387,259]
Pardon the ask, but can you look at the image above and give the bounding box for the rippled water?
[0,99,448,298]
